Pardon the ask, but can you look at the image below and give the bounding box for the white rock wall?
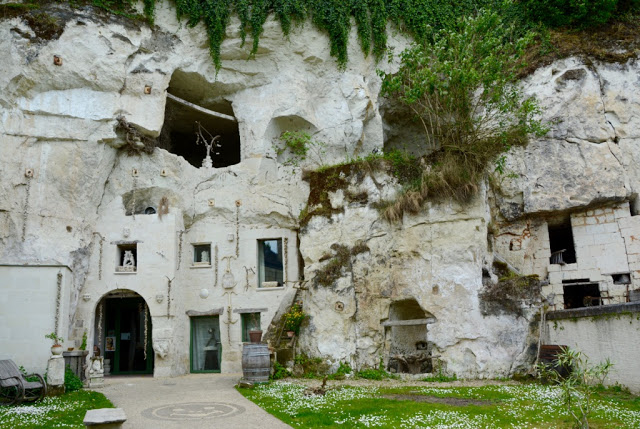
[1,2,639,379]
[0,3,407,375]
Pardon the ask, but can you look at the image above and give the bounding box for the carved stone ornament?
[222,271,236,289]
[153,339,169,359]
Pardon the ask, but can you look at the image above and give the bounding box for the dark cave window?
[563,282,600,309]
[548,221,576,265]
[158,72,240,169]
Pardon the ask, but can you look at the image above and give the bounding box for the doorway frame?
[99,292,154,376]
[189,316,222,373]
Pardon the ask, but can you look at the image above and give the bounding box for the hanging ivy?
[131,0,507,72]
[11,1,636,71]
[46,0,527,72]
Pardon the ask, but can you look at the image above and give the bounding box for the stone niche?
[158,70,240,169]
[383,299,436,374]
[379,97,432,157]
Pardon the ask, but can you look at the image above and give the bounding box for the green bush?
[274,131,326,168]
[328,361,352,380]
[379,9,547,221]
[294,354,329,378]
[65,366,83,392]
[355,357,396,380]
[522,0,638,28]
[421,371,458,382]
[271,362,291,380]
[537,347,613,429]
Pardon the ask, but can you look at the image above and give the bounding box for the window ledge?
[257,286,285,292]
[190,264,212,269]
[114,271,137,275]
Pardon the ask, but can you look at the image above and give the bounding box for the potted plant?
[248,313,263,343]
[45,332,64,356]
[283,303,306,337]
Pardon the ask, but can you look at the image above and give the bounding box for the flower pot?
[51,345,63,356]
[248,330,263,343]
[287,331,295,338]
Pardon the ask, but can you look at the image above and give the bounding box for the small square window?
[241,312,261,342]
[258,239,283,287]
[116,244,137,273]
[193,244,211,266]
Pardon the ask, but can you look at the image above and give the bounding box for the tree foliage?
[523,0,639,28]
[378,10,547,221]
[537,347,613,429]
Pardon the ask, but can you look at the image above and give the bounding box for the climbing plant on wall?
[124,0,503,71]
[4,1,639,71]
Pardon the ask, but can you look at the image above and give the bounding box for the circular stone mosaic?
[142,402,245,421]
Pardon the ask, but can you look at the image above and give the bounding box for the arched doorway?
[95,290,154,375]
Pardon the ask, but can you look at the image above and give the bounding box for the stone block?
[574,233,594,246]
[593,233,618,245]
[46,356,65,388]
[548,264,561,273]
[618,216,640,230]
[615,208,631,219]
[549,271,563,284]
[603,223,620,234]
[561,263,579,272]
[577,258,596,271]
[83,408,126,428]
[586,216,598,225]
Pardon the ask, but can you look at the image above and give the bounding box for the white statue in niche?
[123,250,135,267]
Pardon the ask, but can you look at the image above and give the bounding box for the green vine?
[5,1,639,72]
[143,0,504,72]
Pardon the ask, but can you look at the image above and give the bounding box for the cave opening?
[384,299,436,374]
[562,282,600,309]
[548,220,576,265]
[380,98,432,157]
[158,72,240,168]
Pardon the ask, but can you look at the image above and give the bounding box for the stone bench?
[84,408,127,429]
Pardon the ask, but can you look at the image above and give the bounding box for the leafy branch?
[379,10,548,221]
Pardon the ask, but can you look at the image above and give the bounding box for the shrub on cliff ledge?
[379,10,547,221]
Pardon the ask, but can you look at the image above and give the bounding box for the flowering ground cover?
[0,390,114,428]
[239,381,640,428]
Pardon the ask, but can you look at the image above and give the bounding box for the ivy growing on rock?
[146,0,502,72]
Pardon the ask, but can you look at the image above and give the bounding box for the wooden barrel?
[242,344,270,383]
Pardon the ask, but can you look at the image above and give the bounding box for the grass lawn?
[239,381,640,428]
[0,390,114,428]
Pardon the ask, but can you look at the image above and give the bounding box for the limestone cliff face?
[0,3,403,342]
[1,3,638,376]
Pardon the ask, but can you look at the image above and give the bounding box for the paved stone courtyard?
[97,374,291,428]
